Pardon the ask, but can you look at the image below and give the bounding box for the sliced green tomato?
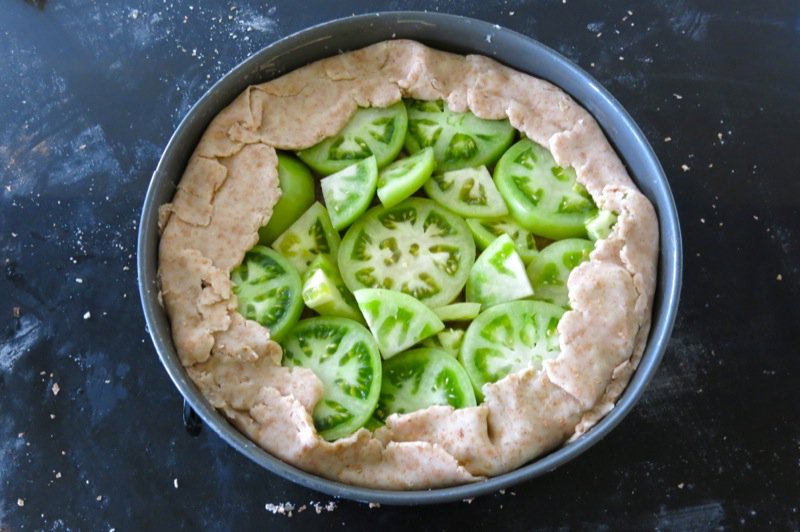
[433,303,481,322]
[460,300,565,400]
[363,416,384,431]
[338,198,476,308]
[404,99,515,172]
[585,209,618,241]
[376,147,435,208]
[258,154,316,245]
[375,347,476,420]
[230,246,303,342]
[423,166,508,218]
[321,156,378,231]
[421,328,465,357]
[354,288,445,359]
[301,255,363,322]
[297,101,408,175]
[494,138,597,240]
[527,238,593,308]
[466,234,534,308]
[281,317,382,441]
[466,216,538,265]
[272,202,341,275]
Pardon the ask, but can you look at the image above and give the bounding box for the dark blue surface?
[2,0,799,529]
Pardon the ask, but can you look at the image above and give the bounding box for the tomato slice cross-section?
[460,300,565,400]
[230,245,303,342]
[376,347,476,420]
[281,317,382,441]
[297,102,408,175]
[338,198,475,308]
[494,138,597,240]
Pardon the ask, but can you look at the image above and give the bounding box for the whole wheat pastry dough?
[158,40,658,489]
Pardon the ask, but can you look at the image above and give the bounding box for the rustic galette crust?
[157,40,658,489]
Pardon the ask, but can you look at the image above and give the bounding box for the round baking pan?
[138,11,682,505]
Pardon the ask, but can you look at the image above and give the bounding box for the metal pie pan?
[138,11,682,505]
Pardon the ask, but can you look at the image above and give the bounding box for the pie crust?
[157,40,659,489]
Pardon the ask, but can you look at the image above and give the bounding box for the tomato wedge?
[297,101,408,175]
[377,147,435,208]
[271,202,341,275]
[466,234,534,308]
[375,347,476,420]
[433,302,481,322]
[320,156,378,231]
[585,209,618,241]
[421,328,465,357]
[281,317,382,441]
[301,255,363,322]
[354,288,444,359]
[258,154,316,245]
[527,238,594,308]
[465,216,538,265]
[338,198,475,308]
[230,246,303,342]
[423,166,508,219]
[404,99,515,172]
[494,138,597,240]
[460,300,565,399]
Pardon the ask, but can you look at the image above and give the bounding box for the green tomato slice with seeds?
[354,288,445,359]
[272,202,341,275]
[230,246,303,342]
[281,317,382,441]
[375,347,476,421]
[338,198,476,308]
[527,238,594,308]
[258,154,316,245]
[433,302,481,322]
[377,147,435,208]
[466,234,534,308]
[494,138,597,240]
[460,300,565,400]
[297,101,408,175]
[585,209,618,241]
[421,327,465,357]
[321,156,378,231]
[301,255,363,322]
[423,166,508,218]
[404,99,515,172]
[466,216,539,265]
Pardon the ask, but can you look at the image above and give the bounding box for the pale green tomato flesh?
[466,234,534,308]
[494,138,597,240]
[466,216,538,265]
[281,317,382,441]
[585,209,618,241]
[259,154,316,245]
[230,246,303,342]
[377,147,435,208]
[433,302,482,322]
[404,99,515,172]
[297,102,408,175]
[338,198,476,308]
[527,238,594,308]
[301,256,363,322]
[460,300,565,400]
[354,288,444,359]
[421,327,465,357]
[272,202,341,275]
[376,347,476,420]
[320,156,378,231]
[423,165,508,218]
